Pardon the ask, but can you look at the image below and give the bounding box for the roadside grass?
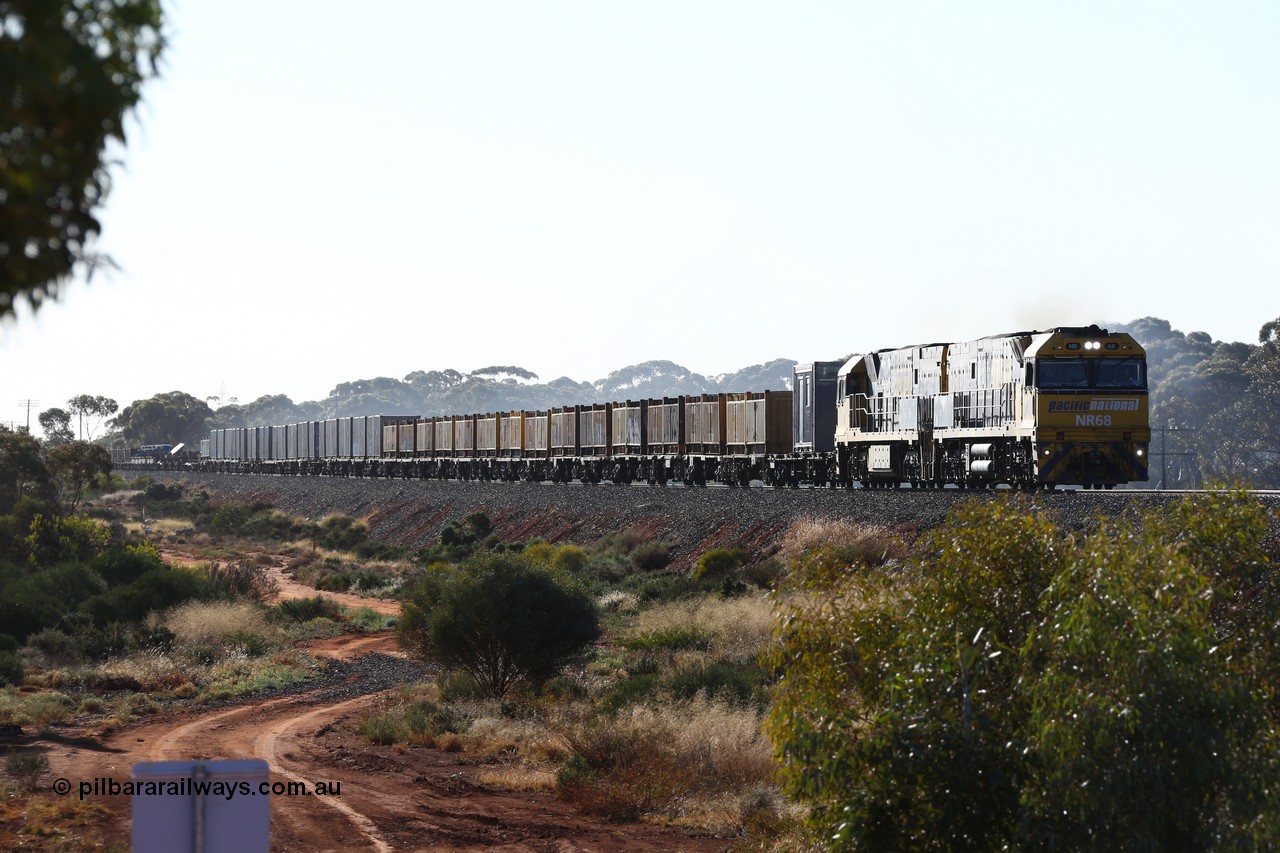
[163,601,281,651]
[345,606,397,632]
[0,689,74,727]
[556,695,777,832]
[357,582,787,836]
[197,651,319,703]
[0,794,112,848]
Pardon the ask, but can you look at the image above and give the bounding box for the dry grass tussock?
[473,766,558,792]
[125,517,190,532]
[462,716,572,764]
[559,694,778,831]
[160,601,277,647]
[777,517,904,567]
[92,650,191,693]
[631,592,774,659]
[0,795,111,842]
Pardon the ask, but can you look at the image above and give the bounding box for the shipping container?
[363,416,383,458]
[307,421,321,460]
[550,407,579,457]
[337,418,353,458]
[792,362,841,453]
[685,394,726,456]
[476,414,499,456]
[499,412,523,458]
[455,415,475,454]
[323,419,340,458]
[523,411,549,456]
[645,398,683,455]
[580,404,610,457]
[611,400,646,455]
[726,391,793,455]
[397,421,415,455]
[271,424,287,460]
[432,416,454,454]
[415,419,431,456]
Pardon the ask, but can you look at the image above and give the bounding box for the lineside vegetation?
[767,491,1280,850]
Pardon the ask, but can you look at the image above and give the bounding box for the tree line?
[21,316,1280,488]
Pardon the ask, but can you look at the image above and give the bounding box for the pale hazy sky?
[3,1,1277,433]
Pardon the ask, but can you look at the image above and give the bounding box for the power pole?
[18,399,38,434]
[1153,425,1197,489]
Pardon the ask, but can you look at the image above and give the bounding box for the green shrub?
[346,606,396,632]
[315,515,368,551]
[84,506,125,522]
[766,492,1280,851]
[667,660,765,706]
[80,565,209,627]
[552,545,589,574]
[5,749,50,791]
[437,669,487,702]
[0,633,21,686]
[602,673,663,711]
[691,548,744,582]
[361,698,460,746]
[273,595,344,623]
[92,543,165,585]
[631,542,672,571]
[27,628,82,662]
[23,513,110,565]
[619,626,713,652]
[208,503,251,535]
[143,482,183,501]
[398,553,599,698]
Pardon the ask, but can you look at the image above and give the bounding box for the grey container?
[338,418,353,458]
[792,361,841,453]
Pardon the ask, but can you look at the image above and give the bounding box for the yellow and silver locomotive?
[833,325,1149,489]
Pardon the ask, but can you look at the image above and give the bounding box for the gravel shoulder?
[153,473,1280,565]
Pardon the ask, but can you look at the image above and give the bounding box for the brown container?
[550,407,579,458]
[433,416,454,454]
[646,397,684,455]
[725,391,793,455]
[455,415,476,455]
[476,414,499,457]
[580,404,611,457]
[523,411,549,457]
[499,411,524,458]
[611,400,646,455]
[684,393,726,455]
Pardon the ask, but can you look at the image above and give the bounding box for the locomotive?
[200,325,1149,489]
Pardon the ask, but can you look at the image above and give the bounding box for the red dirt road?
[40,557,727,851]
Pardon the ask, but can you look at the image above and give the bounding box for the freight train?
[199,326,1150,490]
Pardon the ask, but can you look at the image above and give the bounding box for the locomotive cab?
[1025,327,1150,488]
